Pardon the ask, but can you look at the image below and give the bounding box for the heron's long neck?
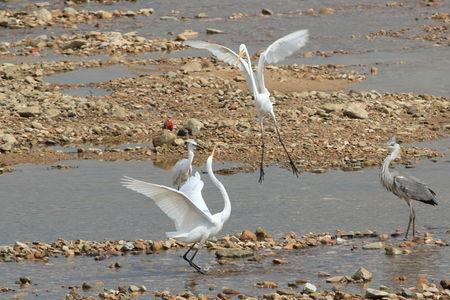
[207,158,231,223]
[381,145,400,184]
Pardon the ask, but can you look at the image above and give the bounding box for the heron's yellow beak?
[236,49,244,63]
[211,144,217,158]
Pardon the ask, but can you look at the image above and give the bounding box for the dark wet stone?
[82,282,92,290]
[18,277,31,284]
[177,128,189,137]
[441,279,450,289]
[262,8,273,15]
[401,287,415,298]
[277,288,296,296]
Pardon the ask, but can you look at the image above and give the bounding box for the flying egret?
[122,145,230,273]
[185,29,308,183]
[172,139,200,189]
[380,137,438,239]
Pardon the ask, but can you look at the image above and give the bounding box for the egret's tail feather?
[166,231,188,239]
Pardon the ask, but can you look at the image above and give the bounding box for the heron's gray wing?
[393,175,438,205]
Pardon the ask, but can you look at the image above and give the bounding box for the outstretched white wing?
[122,176,214,232]
[185,40,242,68]
[185,40,255,95]
[179,172,211,216]
[257,30,309,92]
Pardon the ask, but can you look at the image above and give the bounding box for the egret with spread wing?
[172,139,200,189]
[380,137,438,239]
[186,30,308,183]
[122,145,230,273]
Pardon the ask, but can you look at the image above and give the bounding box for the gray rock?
[215,248,253,258]
[385,246,402,255]
[111,105,129,120]
[302,282,317,293]
[44,108,61,118]
[0,134,17,152]
[262,8,273,15]
[322,103,345,113]
[344,103,369,119]
[365,288,389,299]
[184,118,203,135]
[276,288,296,296]
[352,267,372,281]
[441,279,450,289]
[34,8,53,22]
[206,28,224,34]
[63,39,87,50]
[362,242,383,250]
[128,285,141,293]
[181,61,202,73]
[17,106,41,117]
[326,276,346,283]
[152,130,177,147]
[63,7,78,16]
[401,288,415,298]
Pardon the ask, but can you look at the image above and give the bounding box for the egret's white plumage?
[186,30,309,182]
[380,137,438,239]
[172,140,198,189]
[122,146,230,273]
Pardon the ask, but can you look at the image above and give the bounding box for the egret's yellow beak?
[211,144,217,158]
[236,49,244,63]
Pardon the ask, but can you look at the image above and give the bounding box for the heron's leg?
[412,205,416,238]
[271,116,300,178]
[405,203,413,239]
[258,120,265,184]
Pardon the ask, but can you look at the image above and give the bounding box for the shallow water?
[60,87,111,97]
[0,139,449,299]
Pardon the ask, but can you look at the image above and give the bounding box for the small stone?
[321,103,345,113]
[215,248,253,258]
[82,282,92,290]
[196,12,208,18]
[109,262,121,268]
[272,258,288,265]
[255,227,270,241]
[362,242,383,250]
[385,246,402,255]
[206,28,224,34]
[181,61,202,73]
[371,66,378,76]
[222,288,240,295]
[63,39,87,50]
[152,130,177,147]
[277,288,295,296]
[352,267,372,281]
[344,103,369,119]
[441,279,450,289]
[34,8,52,22]
[365,288,389,299]
[326,276,346,283]
[152,240,164,251]
[319,7,335,15]
[174,138,185,146]
[0,134,17,152]
[128,285,141,293]
[240,230,257,241]
[97,10,113,19]
[184,118,204,135]
[17,106,41,118]
[318,271,330,277]
[19,277,31,284]
[262,8,273,15]
[401,288,415,298]
[303,283,317,293]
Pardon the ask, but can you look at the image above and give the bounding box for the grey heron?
[122,145,230,274]
[380,137,438,239]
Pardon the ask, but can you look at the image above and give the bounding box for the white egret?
[185,29,309,183]
[122,145,230,273]
[380,137,438,239]
[172,139,200,189]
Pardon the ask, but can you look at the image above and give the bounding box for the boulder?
[184,118,203,135]
[344,103,369,119]
[352,267,372,281]
[152,130,177,147]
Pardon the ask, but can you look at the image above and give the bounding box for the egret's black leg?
[259,122,265,184]
[412,205,416,238]
[189,247,206,274]
[183,243,196,262]
[273,120,300,178]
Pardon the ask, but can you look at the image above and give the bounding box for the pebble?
[326,276,346,283]
[206,28,224,34]
[362,242,383,250]
[303,282,317,293]
[365,288,389,299]
[262,8,273,15]
[385,246,403,255]
[240,230,257,241]
[351,267,372,281]
[344,103,369,119]
[215,248,254,258]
